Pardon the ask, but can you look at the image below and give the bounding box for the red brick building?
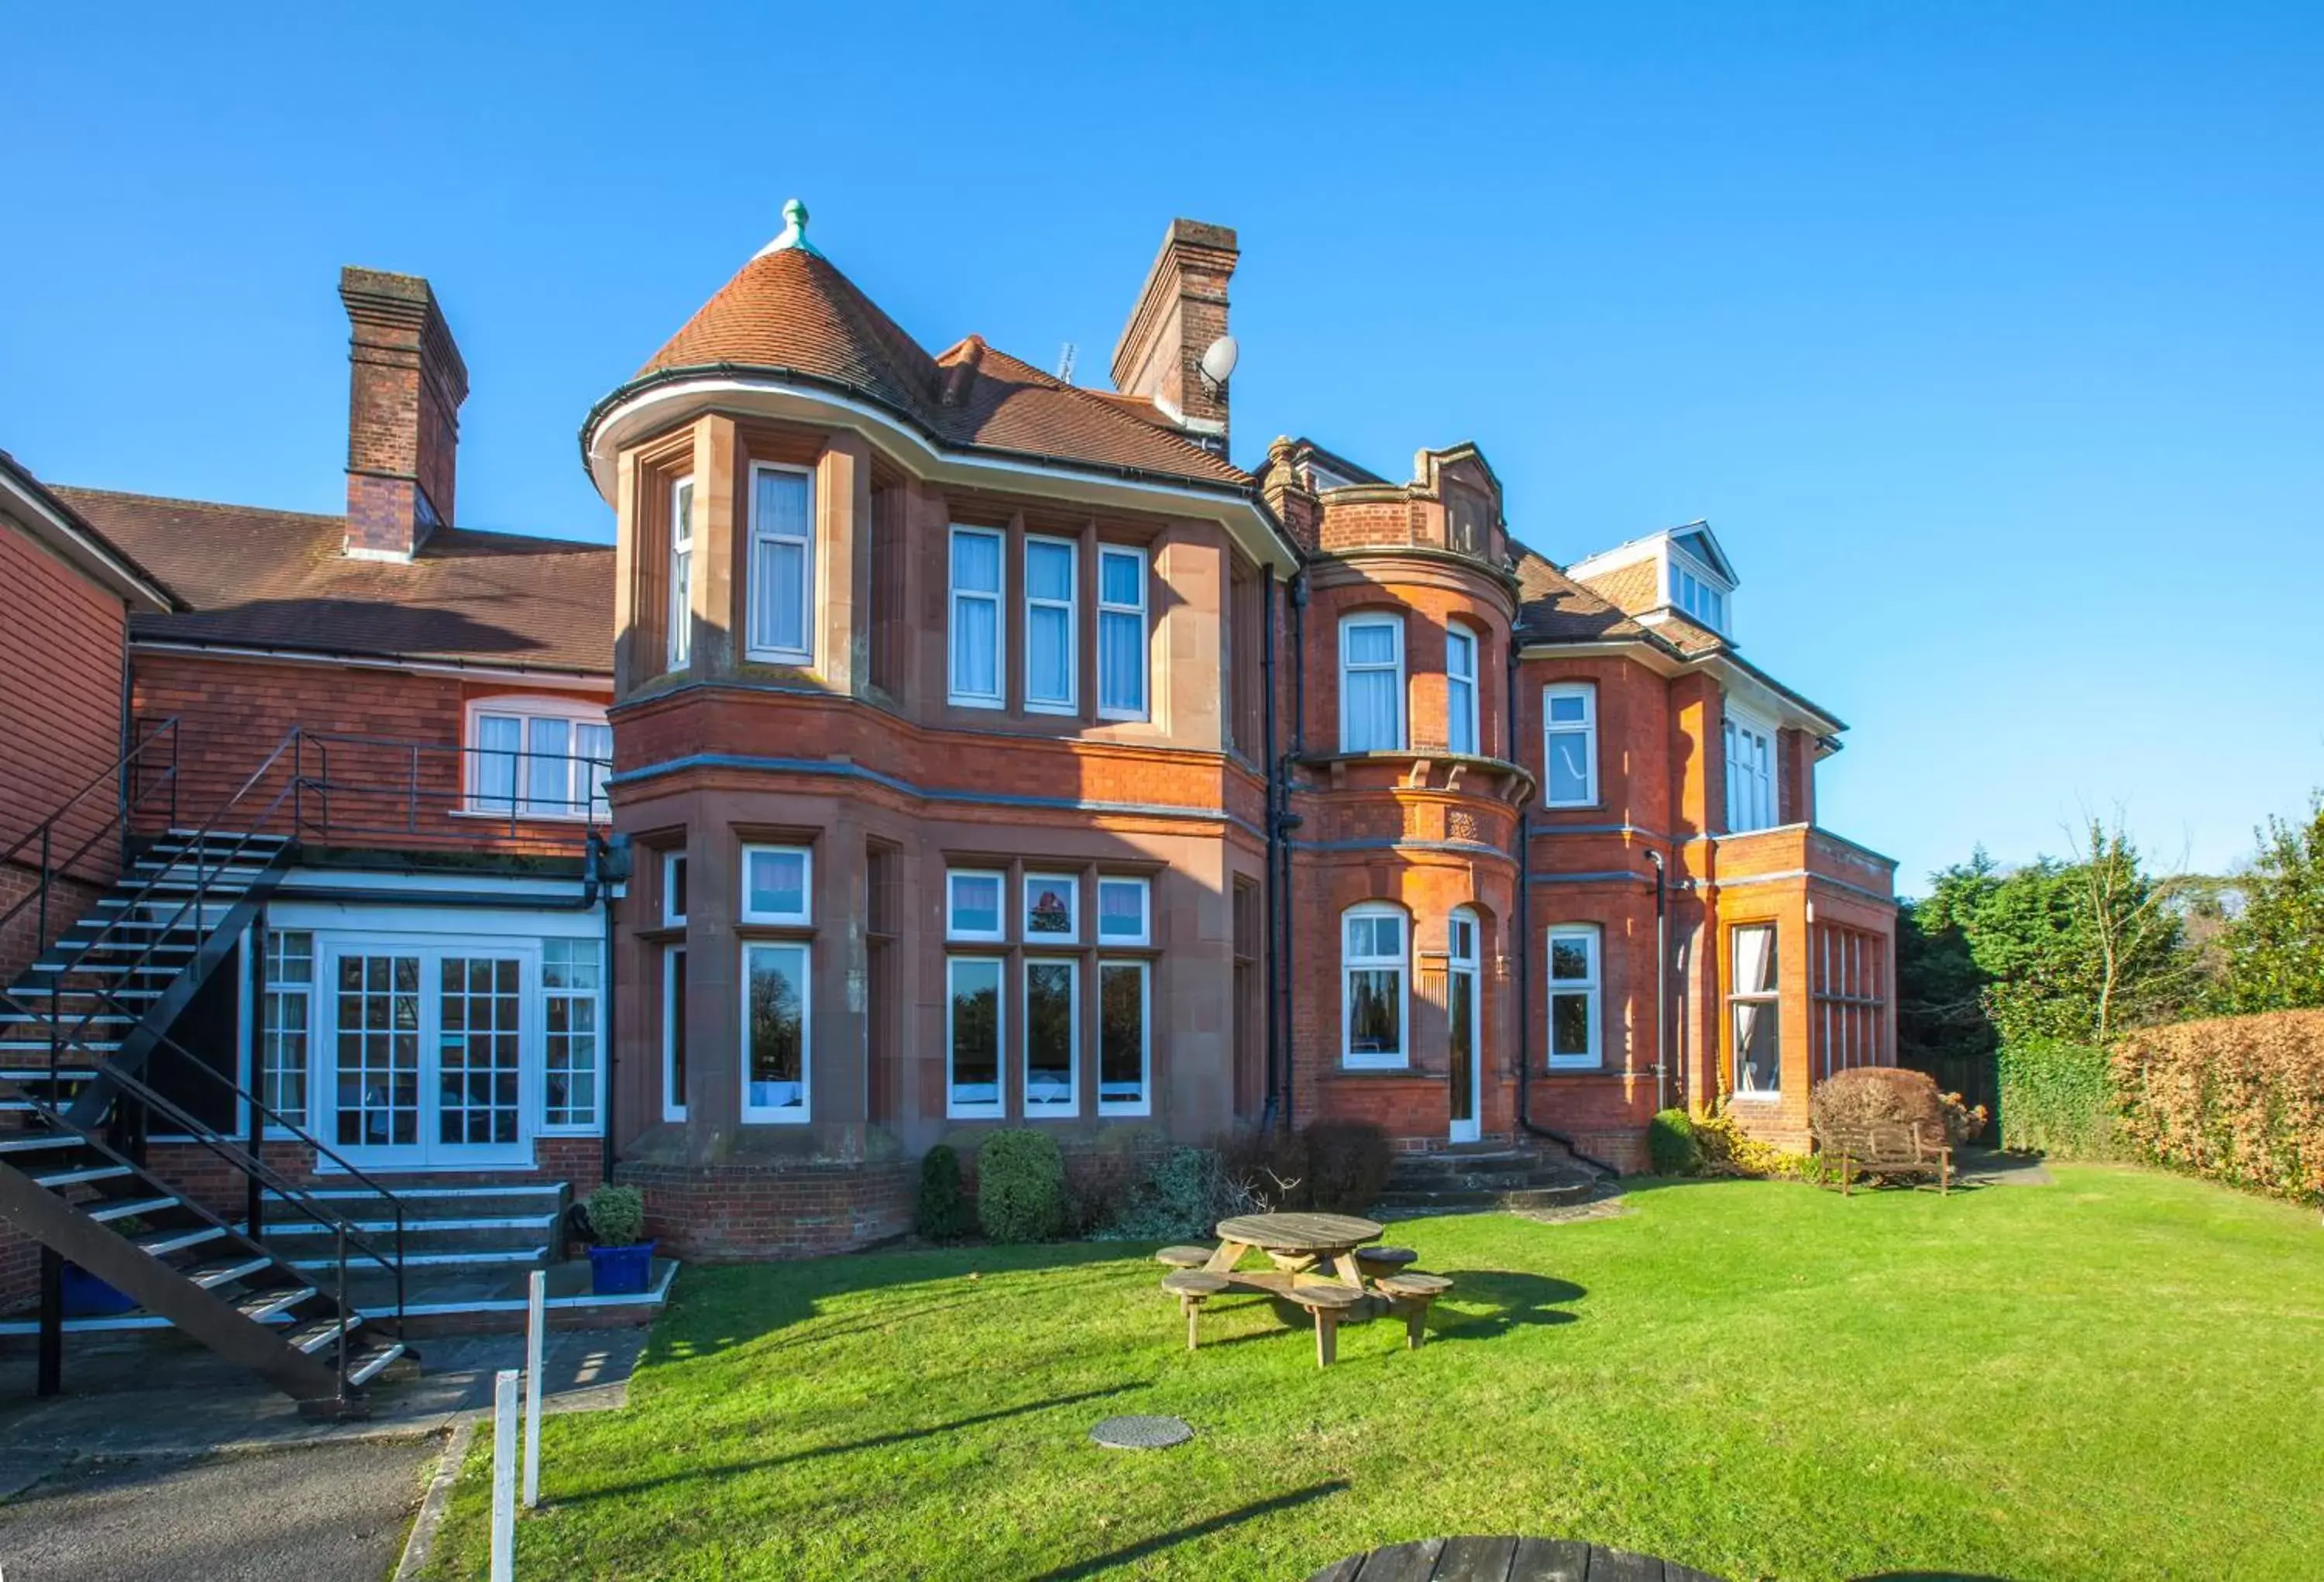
[2,203,1896,1375]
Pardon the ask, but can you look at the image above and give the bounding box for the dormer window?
[1665,527,1736,635]
[1566,521,1738,637]
[1673,559,1728,631]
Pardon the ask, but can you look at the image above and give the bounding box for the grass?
[419,1166,2324,1580]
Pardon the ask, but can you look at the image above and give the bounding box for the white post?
[491,1367,519,1582]
[523,1267,545,1508]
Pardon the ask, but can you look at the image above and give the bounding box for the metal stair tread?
[30,1163,132,1189]
[345,1340,407,1389]
[0,1133,81,1154]
[284,1315,360,1353]
[258,1211,559,1235]
[235,1285,319,1322]
[91,1194,180,1222]
[135,1223,228,1257]
[184,1255,274,1289]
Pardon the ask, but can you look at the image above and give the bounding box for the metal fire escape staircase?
[0,724,411,1418]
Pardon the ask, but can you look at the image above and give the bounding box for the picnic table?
[1310,1536,1726,1581]
[1205,1211,1386,1288]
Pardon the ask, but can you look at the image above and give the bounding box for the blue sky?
[7,3,2319,895]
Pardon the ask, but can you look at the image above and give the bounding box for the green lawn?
[419,1167,2324,1580]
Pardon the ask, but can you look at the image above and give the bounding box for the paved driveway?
[0,1436,437,1582]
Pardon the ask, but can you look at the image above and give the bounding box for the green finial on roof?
[757,198,822,259]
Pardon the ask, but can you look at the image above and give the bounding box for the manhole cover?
[1090,1414,1193,1450]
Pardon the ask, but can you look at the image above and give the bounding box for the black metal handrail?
[0,717,180,951]
[296,729,610,845]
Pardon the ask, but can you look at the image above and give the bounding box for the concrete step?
[1373,1181,1600,1214]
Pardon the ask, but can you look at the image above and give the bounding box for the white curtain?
[1098,610,1144,712]
[951,532,1000,698]
[1344,669,1397,750]
[524,717,570,811]
[1732,924,1777,1093]
[1029,605,1071,703]
[474,715,519,810]
[577,723,612,817]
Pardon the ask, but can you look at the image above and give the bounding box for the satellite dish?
[1198,335,1239,388]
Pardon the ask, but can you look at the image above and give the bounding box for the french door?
[328,946,532,1167]
[1447,911,1481,1144]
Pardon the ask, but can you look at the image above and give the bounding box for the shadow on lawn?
[1854,1573,2022,1581]
[1028,1479,1352,1580]
[567,1381,1152,1505]
[1427,1270,1585,1341]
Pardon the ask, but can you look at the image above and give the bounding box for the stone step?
[1373,1181,1600,1214]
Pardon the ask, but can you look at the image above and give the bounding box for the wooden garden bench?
[1823,1123,1953,1195]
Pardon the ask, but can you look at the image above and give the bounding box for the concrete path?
[0,1326,645,1578]
[1956,1148,2054,1188]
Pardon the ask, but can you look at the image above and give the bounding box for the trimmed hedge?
[1999,1037,2117,1157]
[915,1144,969,1242]
[2115,1011,2324,1204]
[1646,1109,1700,1175]
[974,1130,1069,1243]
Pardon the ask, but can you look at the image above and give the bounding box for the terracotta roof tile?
[53,489,612,675]
[1514,545,1658,645]
[627,246,1248,490]
[1575,556,1661,616]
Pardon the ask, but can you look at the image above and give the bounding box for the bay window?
[949,526,1004,707]
[1023,959,1079,1116]
[741,845,812,926]
[667,475,694,671]
[747,464,813,665]
[1098,959,1150,1115]
[1097,546,1149,719]
[741,941,810,1121]
[1095,876,1150,946]
[1542,683,1597,808]
[947,956,1005,1118]
[1342,903,1408,1068]
[1024,873,1078,942]
[947,871,1006,942]
[1340,615,1405,752]
[1025,536,1078,713]
[1724,706,1777,833]
[1546,924,1601,1069]
[662,944,687,1123]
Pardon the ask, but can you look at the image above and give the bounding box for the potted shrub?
[580,1184,655,1295]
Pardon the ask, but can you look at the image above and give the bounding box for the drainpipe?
[1277,572,1310,1131]
[1508,641,1621,1178]
[1648,848,1669,1113]
[599,836,621,1186]
[1260,566,1280,1134]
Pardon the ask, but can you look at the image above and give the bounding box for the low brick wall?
[617,1157,916,1260]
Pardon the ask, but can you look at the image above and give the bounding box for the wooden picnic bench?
[1157,1213,1464,1365]
[1821,1122,1953,1195]
[1310,1535,1726,1580]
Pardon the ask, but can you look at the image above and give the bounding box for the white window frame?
[1730,922,1782,1099]
[1096,958,1151,1117]
[661,942,687,1123]
[1542,682,1599,809]
[740,940,811,1123]
[662,850,688,928]
[745,461,816,666]
[1096,545,1150,721]
[739,844,813,927]
[1724,703,1779,834]
[667,474,694,672]
[463,696,613,821]
[540,937,603,1132]
[1667,545,1731,635]
[1022,957,1081,1119]
[1023,534,1078,715]
[259,929,315,1124]
[1095,875,1151,947]
[945,954,1007,1119]
[1545,923,1603,1071]
[1341,902,1411,1070]
[948,525,1006,708]
[947,869,1007,944]
[1446,621,1480,756]
[1339,614,1407,752]
[1023,872,1080,944]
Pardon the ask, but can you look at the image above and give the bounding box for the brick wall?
[617,1157,914,1260]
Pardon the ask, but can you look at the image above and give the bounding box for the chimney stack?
[1109,219,1238,454]
[340,267,468,561]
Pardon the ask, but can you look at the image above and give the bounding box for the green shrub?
[1999,1037,2117,1157]
[583,1184,647,1247]
[1064,1127,1162,1236]
[1303,1120,1393,1213]
[974,1130,1068,1243]
[1098,1146,1232,1242]
[1218,1125,1312,1211]
[915,1144,968,1242]
[1646,1109,1700,1175]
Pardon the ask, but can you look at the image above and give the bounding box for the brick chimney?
[339,267,468,561]
[1109,219,1238,454]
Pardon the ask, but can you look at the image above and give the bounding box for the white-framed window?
[1097,958,1150,1115]
[1025,535,1078,714]
[467,697,613,820]
[741,844,813,926]
[1095,875,1150,947]
[741,941,810,1122]
[949,526,1005,707]
[1542,683,1597,808]
[667,475,694,672]
[1340,615,1405,752]
[1097,545,1149,720]
[661,943,687,1123]
[542,938,601,1130]
[259,929,314,1120]
[1446,622,1480,755]
[662,850,688,928]
[1731,923,1781,1098]
[747,463,814,665]
[1546,923,1602,1070]
[1342,903,1409,1068]
[1724,705,1778,833]
[1671,553,1728,633]
[946,955,1005,1118]
[1024,872,1079,943]
[1023,958,1079,1116]
[947,870,1006,942]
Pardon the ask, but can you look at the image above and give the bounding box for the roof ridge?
[50,485,346,528]
[972,343,1250,481]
